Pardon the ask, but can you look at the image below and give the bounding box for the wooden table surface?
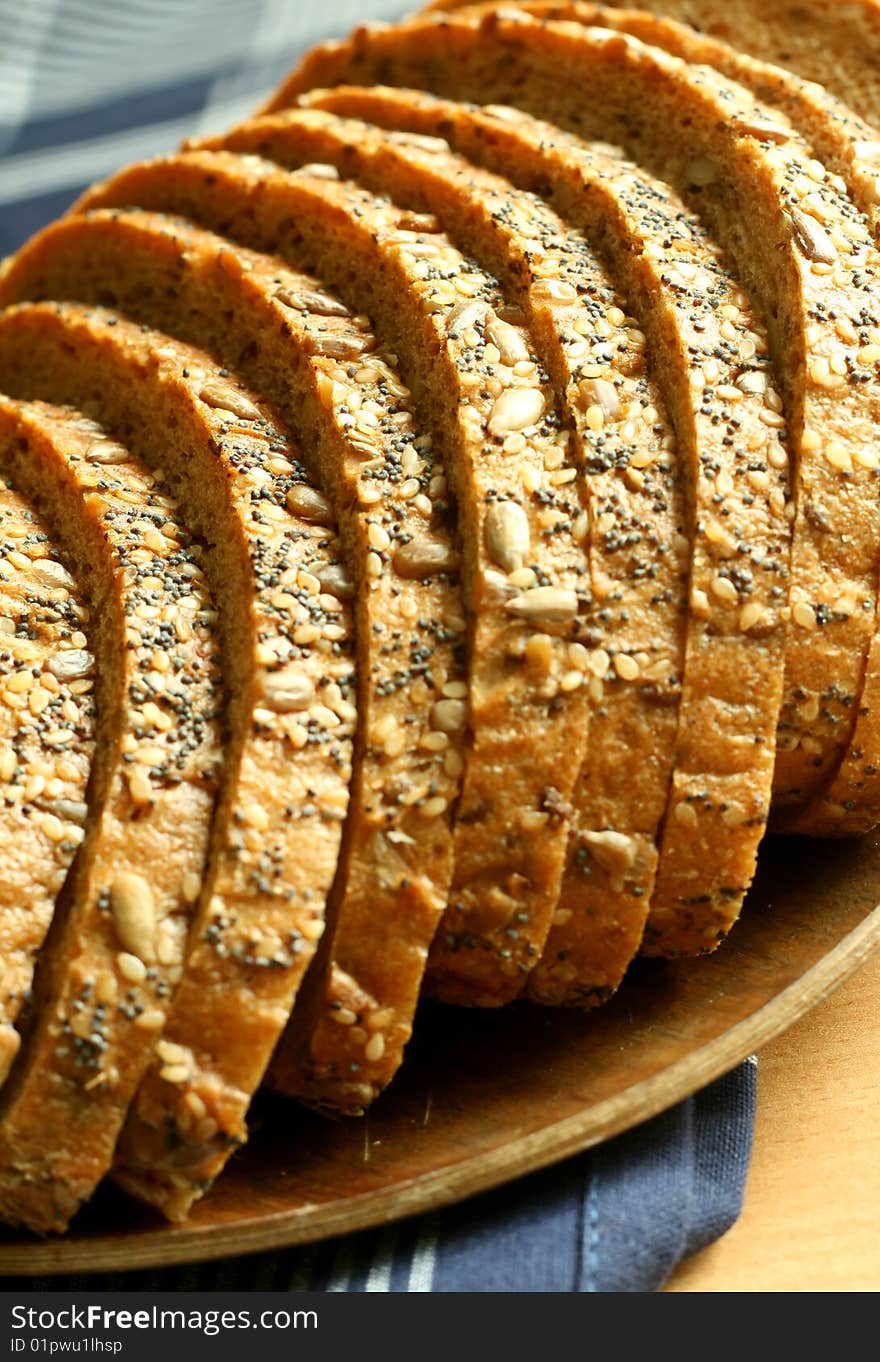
[665,950,880,1292]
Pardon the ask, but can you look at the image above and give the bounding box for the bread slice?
[77,151,593,1008]
[276,12,880,818]
[188,108,687,1001]
[0,371,222,1231]
[0,302,355,1224]
[0,441,94,1085]
[0,208,463,1112]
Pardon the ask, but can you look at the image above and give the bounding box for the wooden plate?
[3,832,880,1275]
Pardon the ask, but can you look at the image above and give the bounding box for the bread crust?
[0,303,354,1223]
[76,149,594,1007]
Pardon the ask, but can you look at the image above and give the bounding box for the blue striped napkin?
[3,1066,755,1293]
[0,0,757,1292]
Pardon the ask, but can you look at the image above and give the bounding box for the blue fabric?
[1,1065,756,1293]
[0,0,759,1292]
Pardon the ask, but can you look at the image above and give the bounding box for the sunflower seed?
[199,383,262,421]
[48,649,94,681]
[484,103,526,123]
[578,377,620,419]
[311,333,372,359]
[43,799,88,824]
[275,285,350,317]
[260,668,315,713]
[488,388,545,436]
[734,115,790,144]
[485,317,530,365]
[736,371,770,395]
[789,207,836,264]
[580,830,637,877]
[31,559,75,591]
[485,501,530,572]
[296,161,340,180]
[286,484,334,525]
[110,872,157,963]
[481,568,519,604]
[448,299,488,334]
[84,436,132,464]
[395,210,441,233]
[393,537,459,579]
[533,279,578,302]
[685,156,718,186]
[317,564,355,600]
[488,4,537,22]
[505,586,578,624]
[430,699,468,733]
[393,132,450,155]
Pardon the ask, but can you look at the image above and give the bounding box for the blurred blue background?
[0,0,412,254]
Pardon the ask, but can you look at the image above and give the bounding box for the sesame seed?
[117,952,147,984]
[365,1033,386,1063]
[793,602,818,630]
[159,1064,190,1085]
[614,654,640,681]
[711,576,739,604]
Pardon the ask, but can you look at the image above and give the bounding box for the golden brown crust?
[1,204,463,1111]
[0,302,355,1224]
[205,103,687,997]
[76,149,593,1008]
[0,440,94,1082]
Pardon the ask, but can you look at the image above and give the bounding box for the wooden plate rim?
[6,899,879,1277]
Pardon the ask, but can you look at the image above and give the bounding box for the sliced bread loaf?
[288,88,791,958]
[456,1,880,838]
[276,10,880,819]
[0,303,355,1223]
[77,150,594,1009]
[190,106,687,999]
[0,205,463,1112]
[416,1,880,128]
